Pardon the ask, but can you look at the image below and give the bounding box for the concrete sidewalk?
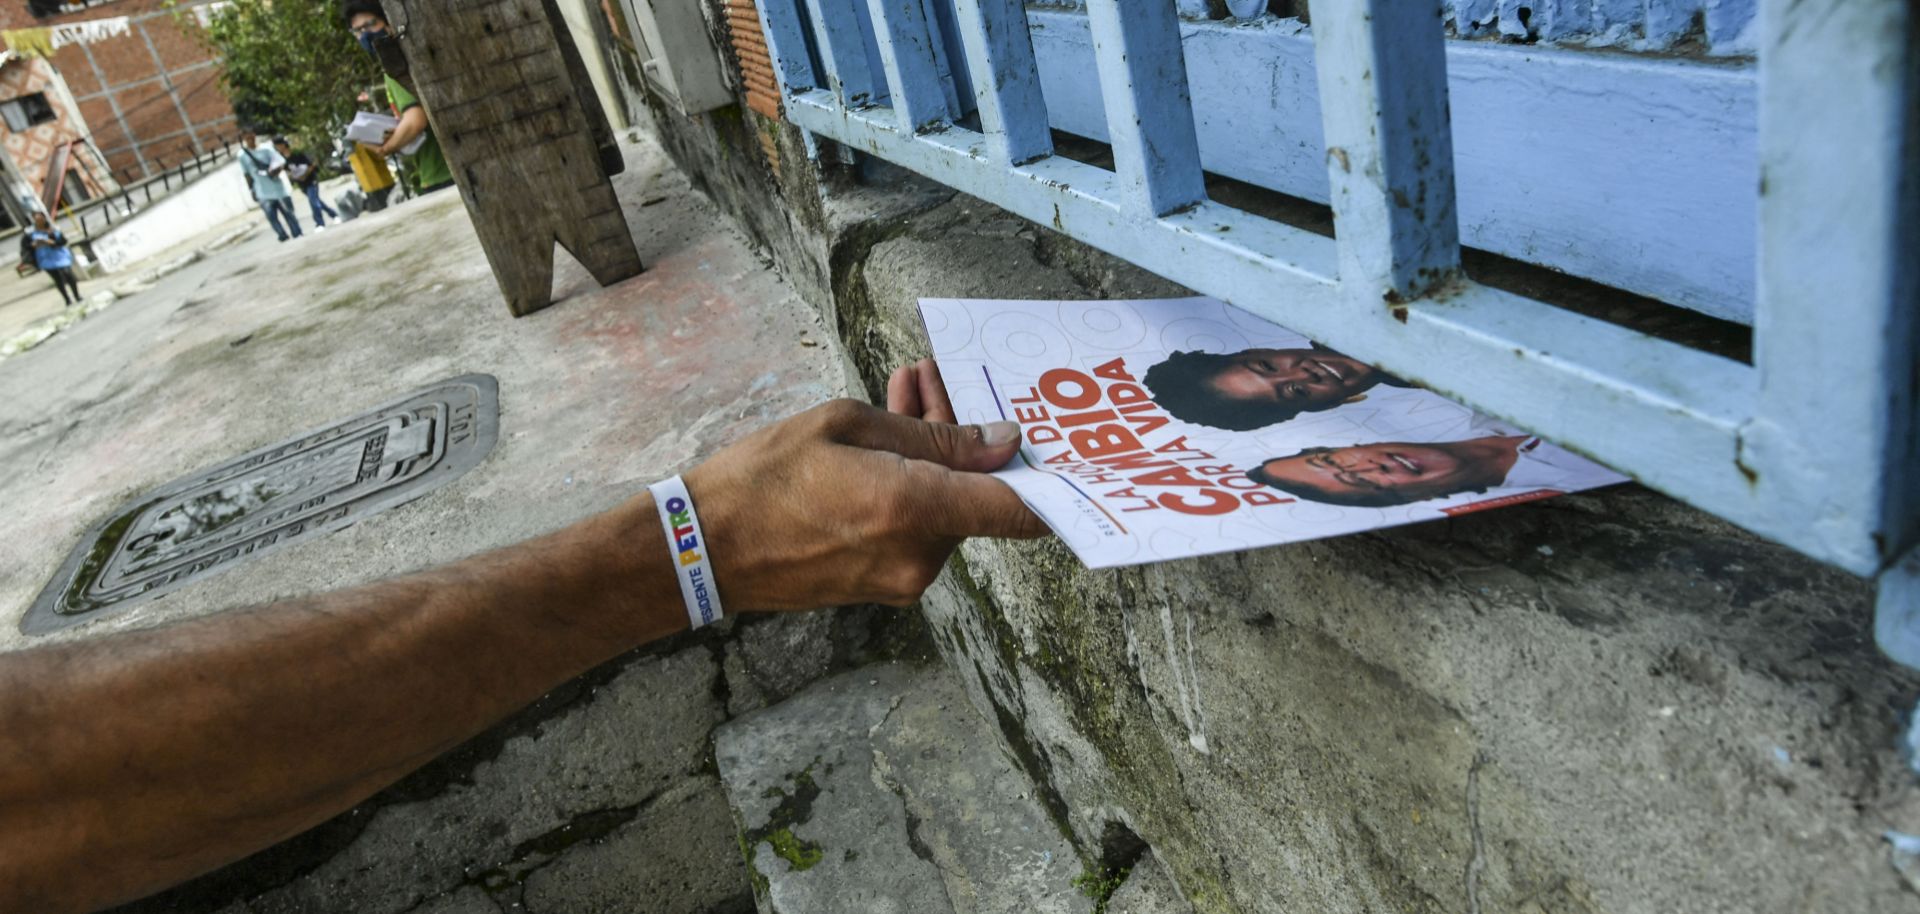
[0,131,870,913]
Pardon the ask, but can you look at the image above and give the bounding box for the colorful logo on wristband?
[665,497,701,565]
[665,496,716,624]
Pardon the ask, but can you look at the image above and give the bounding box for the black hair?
[1142,350,1301,431]
[341,0,388,27]
[1245,448,1417,508]
[1245,445,1495,508]
[271,136,290,147]
[1309,341,1415,389]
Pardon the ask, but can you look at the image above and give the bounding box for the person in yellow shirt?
[347,140,395,211]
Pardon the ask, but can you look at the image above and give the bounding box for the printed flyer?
[919,296,1627,568]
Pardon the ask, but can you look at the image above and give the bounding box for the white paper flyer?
[920,296,1627,569]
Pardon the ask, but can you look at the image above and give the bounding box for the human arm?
[0,399,1042,912]
[376,105,430,158]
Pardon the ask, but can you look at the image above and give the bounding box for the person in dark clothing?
[27,212,80,305]
[274,137,338,229]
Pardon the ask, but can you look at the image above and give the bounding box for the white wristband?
[648,475,724,629]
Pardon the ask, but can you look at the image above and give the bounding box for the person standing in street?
[27,212,80,305]
[238,130,302,242]
[342,1,456,196]
[275,137,338,231]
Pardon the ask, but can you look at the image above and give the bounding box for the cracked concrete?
[0,122,926,911]
[716,663,1092,914]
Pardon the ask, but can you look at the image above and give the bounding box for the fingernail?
[978,421,1020,447]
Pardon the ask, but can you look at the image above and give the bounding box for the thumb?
[908,464,1052,539]
[838,404,1023,473]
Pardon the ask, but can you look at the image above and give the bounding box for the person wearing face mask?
[342,0,454,195]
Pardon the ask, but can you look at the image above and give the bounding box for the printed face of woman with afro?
[1142,345,1404,431]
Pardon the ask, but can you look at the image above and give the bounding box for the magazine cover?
[919,296,1628,569]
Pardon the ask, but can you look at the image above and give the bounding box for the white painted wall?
[89,159,255,273]
[555,0,629,130]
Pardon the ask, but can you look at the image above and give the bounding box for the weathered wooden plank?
[385,0,643,316]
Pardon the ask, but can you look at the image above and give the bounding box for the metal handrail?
[68,135,244,239]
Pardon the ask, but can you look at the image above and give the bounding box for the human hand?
[683,398,1045,610]
[886,357,957,424]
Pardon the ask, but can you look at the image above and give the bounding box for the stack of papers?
[344,111,427,156]
[921,296,1626,568]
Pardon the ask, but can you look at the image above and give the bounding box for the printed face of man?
[1256,442,1476,506]
[1207,348,1380,412]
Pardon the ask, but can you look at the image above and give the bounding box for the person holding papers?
[274,137,338,229]
[27,211,80,305]
[343,1,455,195]
[237,130,302,242]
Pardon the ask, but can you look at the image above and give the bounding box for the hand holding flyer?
[345,111,426,155]
[919,296,1626,568]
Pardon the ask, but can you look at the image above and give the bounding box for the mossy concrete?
[648,90,1920,913]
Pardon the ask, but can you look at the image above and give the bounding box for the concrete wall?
[634,21,1920,913]
[90,158,251,272]
[554,0,632,131]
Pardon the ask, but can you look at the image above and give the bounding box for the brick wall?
[1,0,235,180]
[0,56,112,201]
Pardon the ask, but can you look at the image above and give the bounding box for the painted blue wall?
[1024,9,1758,323]
[1031,0,1759,56]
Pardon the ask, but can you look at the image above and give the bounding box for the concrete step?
[715,662,1192,914]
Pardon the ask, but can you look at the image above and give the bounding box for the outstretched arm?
[0,399,1041,912]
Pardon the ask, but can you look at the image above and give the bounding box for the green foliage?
[180,0,381,147]
[1073,865,1132,914]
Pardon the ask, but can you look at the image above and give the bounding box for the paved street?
[0,129,879,912]
[0,131,845,651]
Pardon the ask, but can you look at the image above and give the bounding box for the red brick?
[144,17,216,72]
[95,45,161,87]
[145,132,197,168]
[89,116,130,153]
[52,48,101,97]
[179,72,229,123]
[114,83,184,139]
[77,97,115,132]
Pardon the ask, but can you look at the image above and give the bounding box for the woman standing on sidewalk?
[28,212,80,306]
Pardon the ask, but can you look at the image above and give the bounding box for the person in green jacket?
[341,0,454,194]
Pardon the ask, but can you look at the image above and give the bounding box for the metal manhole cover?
[23,374,500,635]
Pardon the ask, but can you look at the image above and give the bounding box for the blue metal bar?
[949,0,1051,163]
[1751,0,1917,578]
[755,0,817,93]
[1310,0,1462,302]
[809,0,884,106]
[750,0,1917,585]
[784,90,1754,509]
[1083,0,1205,216]
[864,0,953,131]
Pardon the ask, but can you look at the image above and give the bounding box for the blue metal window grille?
[747,0,1919,660]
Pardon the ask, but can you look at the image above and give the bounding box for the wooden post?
[385,0,643,317]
